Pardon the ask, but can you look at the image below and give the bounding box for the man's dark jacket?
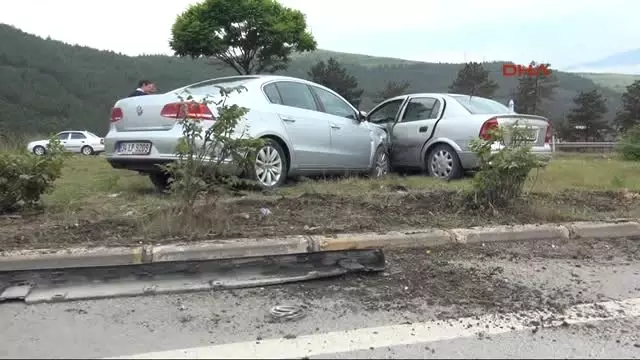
[128,89,147,97]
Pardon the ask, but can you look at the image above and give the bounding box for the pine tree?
[614,80,640,133]
[448,62,498,98]
[308,57,364,107]
[513,61,558,115]
[566,89,609,141]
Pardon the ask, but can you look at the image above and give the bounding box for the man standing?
[128,80,156,97]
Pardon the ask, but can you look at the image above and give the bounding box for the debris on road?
[270,305,306,322]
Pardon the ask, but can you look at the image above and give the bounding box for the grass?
[2,152,640,251]
[42,152,640,212]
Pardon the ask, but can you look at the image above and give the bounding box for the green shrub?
[163,85,264,210]
[616,125,640,161]
[0,136,68,213]
[468,123,546,208]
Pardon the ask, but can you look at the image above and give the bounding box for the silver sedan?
[104,75,390,190]
[367,93,552,179]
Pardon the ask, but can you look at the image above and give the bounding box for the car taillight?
[479,117,499,140]
[545,120,552,144]
[160,102,214,120]
[110,107,123,123]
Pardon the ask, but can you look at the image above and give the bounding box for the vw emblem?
[136,106,143,116]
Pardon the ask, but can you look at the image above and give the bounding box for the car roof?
[182,74,328,90]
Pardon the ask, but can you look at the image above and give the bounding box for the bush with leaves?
[163,85,264,210]
[0,136,68,213]
[468,124,546,208]
[616,125,640,161]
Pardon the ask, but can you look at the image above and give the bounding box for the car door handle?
[279,115,296,123]
[330,124,341,129]
[419,126,429,133]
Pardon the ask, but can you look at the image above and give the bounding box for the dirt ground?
[1,188,640,251]
[275,236,640,319]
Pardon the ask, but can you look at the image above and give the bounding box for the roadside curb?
[1,220,639,271]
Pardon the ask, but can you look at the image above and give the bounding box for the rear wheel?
[426,144,463,180]
[149,172,171,193]
[250,139,288,190]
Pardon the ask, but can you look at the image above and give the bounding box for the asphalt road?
[1,237,639,359]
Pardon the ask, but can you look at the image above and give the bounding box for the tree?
[513,61,558,115]
[308,57,364,107]
[614,80,640,133]
[170,0,317,75]
[374,80,411,103]
[566,89,609,141]
[448,62,498,98]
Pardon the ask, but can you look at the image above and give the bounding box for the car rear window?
[451,95,511,114]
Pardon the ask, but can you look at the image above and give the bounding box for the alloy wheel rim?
[255,146,283,187]
[374,151,388,177]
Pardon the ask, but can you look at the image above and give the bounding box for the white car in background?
[28,131,105,156]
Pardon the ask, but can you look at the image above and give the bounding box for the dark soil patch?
[1,189,639,251]
[276,250,577,318]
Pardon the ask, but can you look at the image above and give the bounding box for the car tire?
[426,144,463,180]
[149,172,172,193]
[250,139,288,190]
[33,145,46,156]
[369,145,390,178]
[81,145,94,156]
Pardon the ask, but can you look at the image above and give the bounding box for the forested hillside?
[0,24,623,137]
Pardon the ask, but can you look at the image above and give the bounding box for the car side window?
[367,100,403,124]
[70,132,86,140]
[401,97,441,122]
[274,82,318,111]
[56,132,69,140]
[263,83,283,105]
[311,86,358,120]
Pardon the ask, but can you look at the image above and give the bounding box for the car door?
[366,98,406,163]
[67,132,88,152]
[310,85,372,170]
[263,81,332,169]
[55,132,71,151]
[391,96,443,166]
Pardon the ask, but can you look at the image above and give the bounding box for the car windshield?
[451,95,511,114]
[87,132,100,138]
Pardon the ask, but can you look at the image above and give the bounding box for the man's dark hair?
[137,79,153,88]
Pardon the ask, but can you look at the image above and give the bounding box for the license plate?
[117,142,151,155]
[513,128,538,142]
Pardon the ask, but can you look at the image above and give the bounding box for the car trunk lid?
[477,113,550,147]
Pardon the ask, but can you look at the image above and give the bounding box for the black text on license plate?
[118,142,151,155]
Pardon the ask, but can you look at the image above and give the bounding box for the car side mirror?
[358,110,368,122]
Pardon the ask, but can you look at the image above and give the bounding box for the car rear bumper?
[92,144,105,153]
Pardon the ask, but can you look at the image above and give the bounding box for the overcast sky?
[0,0,636,68]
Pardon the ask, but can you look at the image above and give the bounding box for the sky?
[0,0,637,70]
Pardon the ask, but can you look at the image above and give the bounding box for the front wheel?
[426,144,463,180]
[250,140,288,190]
[81,145,94,156]
[33,145,46,156]
[369,145,390,178]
